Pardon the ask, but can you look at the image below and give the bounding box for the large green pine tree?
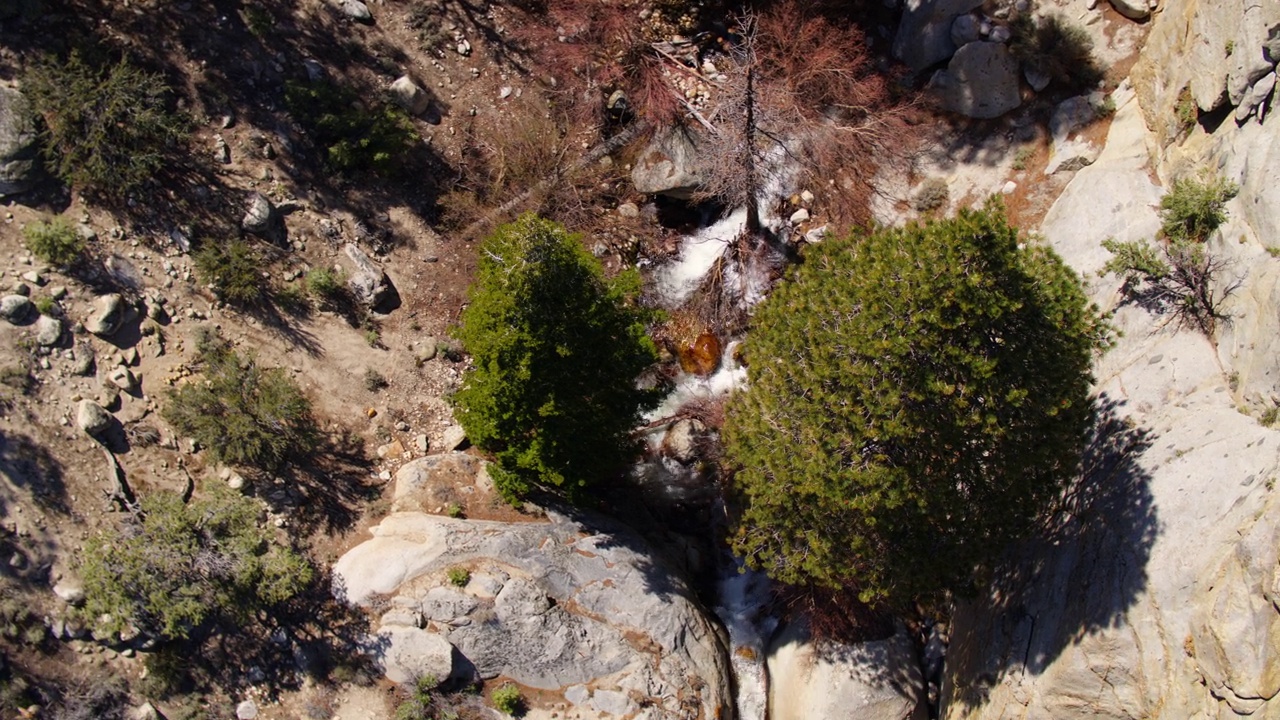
[724,202,1102,607]
[452,214,658,502]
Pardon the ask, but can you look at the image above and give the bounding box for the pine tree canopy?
[451,214,659,502]
[723,201,1101,608]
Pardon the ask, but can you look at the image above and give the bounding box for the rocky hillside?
[942,1,1280,718]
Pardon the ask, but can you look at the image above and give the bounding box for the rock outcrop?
[768,620,925,720]
[333,455,734,717]
[942,25,1280,719]
[929,42,1022,119]
[0,86,39,196]
[631,127,705,199]
[892,0,985,73]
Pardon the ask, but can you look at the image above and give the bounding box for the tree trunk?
[743,64,761,235]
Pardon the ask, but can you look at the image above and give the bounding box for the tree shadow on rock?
[942,392,1159,713]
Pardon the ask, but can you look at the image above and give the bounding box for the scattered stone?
[395,421,410,432]
[617,202,640,218]
[302,58,326,83]
[1108,0,1149,20]
[107,366,138,393]
[77,400,112,437]
[241,192,276,235]
[789,208,811,225]
[20,270,43,286]
[440,425,467,451]
[390,76,431,116]
[1001,180,1018,195]
[414,434,430,453]
[343,244,398,311]
[235,700,259,720]
[988,25,1011,43]
[214,136,230,164]
[337,0,372,22]
[663,418,706,464]
[456,39,472,56]
[53,578,86,606]
[1025,66,1052,92]
[85,294,126,337]
[48,285,67,301]
[800,189,815,204]
[34,315,61,346]
[416,341,438,364]
[0,294,32,324]
[499,86,513,100]
[377,440,405,459]
[71,352,95,377]
[227,472,247,491]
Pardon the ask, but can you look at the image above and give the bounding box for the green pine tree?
[452,215,659,502]
[724,201,1103,608]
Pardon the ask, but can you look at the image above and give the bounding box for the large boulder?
[391,452,491,513]
[85,293,127,337]
[631,127,705,199]
[768,620,925,720]
[77,400,113,437]
[0,86,39,196]
[342,243,398,311]
[929,42,1022,119]
[333,460,733,714]
[0,294,33,324]
[892,0,985,73]
[389,76,430,116]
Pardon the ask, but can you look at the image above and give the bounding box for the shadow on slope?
[942,392,1159,713]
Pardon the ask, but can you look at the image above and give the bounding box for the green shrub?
[23,52,186,197]
[724,201,1103,608]
[445,503,463,518]
[163,332,318,470]
[284,80,417,176]
[1011,146,1034,171]
[78,487,313,641]
[32,295,56,316]
[491,683,524,715]
[451,215,659,503]
[273,282,311,316]
[1101,174,1240,336]
[23,216,84,267]
[1009,13,1103,93]
[1159,174,1239,244]
[306,266,347,300]
[911,177,948,213]
[195,239,267,307]
[446,567,470,587]
[1176,87,1197,130]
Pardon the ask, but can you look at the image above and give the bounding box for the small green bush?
[32,295,56,316]
[491,684,524,715]
[912,177,949,213]
[1009,13,1103,93]
[273,282,311,316]
[23,216,84,267]
[195,239,267,307]
[446,567,470,587]
[445,503,463,518]
[306,267,347,300]
[1159,174,1239,243]
[284,80,417,176]
[163,331,318,470]
[1176,87,1197,130]
[23,52,187,197]
[78,487,313,641]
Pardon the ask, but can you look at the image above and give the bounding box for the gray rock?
[128,702,160,720]
[376,625,455,684]
[988,24,1011,43]
[1046,93,1106,174]
[343,243,396,309]
[53,578,86,605]
[631,127,705,198]
[0,87,39,196]
[0,294,32,324]
[107,366,138,392]
[235,700,258,720]
[950,13,981,47]
[71,352,95,377]
[333,512,732,708]
[788,208,811,225]
[1108,0,1149,20]
[1025,66,1052,92]
[617,202,640,218]
[337,0,371,22]
[213,136,230,164]
[440,424,467,451]
[662,418,705,464]
[930,42,1022,119]
[1234,72,1276,122]
[34,315,61,346]
[85,294,126,337]
[390,76,431,116]
[892,0,985,73]
[392,452,486,512]
[241,192,275,235]
[77,400,112,437]
[770,621,924,720]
